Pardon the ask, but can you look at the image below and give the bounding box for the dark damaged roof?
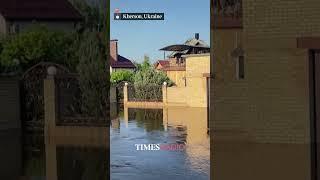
[0,0,82,21]
[160,36,210,58]
[110,55,136,69]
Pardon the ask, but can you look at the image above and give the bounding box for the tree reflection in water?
[129,108,164,132]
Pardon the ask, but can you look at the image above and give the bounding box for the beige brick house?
[211,0,320,180]
[159,33,210,87]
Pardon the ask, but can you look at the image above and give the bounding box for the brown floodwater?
[0,105,209,180]
[0,125,109,180]
[111,105,210,180]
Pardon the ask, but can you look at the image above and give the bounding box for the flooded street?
[111,106,210,180]
[0,105,209,180]
[0,127,109,180]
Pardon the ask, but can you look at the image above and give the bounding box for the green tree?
[76,32,109,118]
[135,55,152,71]
[0,25,77,72]
[110,70,134,84]
[134,68,173,86]
[69,0,106,32]
[132,58,173,101]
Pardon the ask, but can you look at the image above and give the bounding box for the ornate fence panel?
[21,62,70,132]
[127,83,163,102]
[21,62,70,151]
[55,74,108,127]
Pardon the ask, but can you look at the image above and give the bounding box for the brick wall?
[166,70,186,87]
[166,54,210,107]
[166,87,187,106]
[211,0,319,179]
[110,40,118,61]
[242,0,316,144]
[186,54,210,108]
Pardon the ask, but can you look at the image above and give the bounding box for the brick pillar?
[123,82,128,105]
[162,107,168,131]
[124,106,128,128]
[162,82,167,106]
[45,140,57,180]
[44,66,57,136]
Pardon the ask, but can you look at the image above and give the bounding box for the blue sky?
[110,0,210,63]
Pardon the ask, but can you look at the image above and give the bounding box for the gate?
[20,62,70,149]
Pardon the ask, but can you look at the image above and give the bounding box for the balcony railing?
[212,0,242,28]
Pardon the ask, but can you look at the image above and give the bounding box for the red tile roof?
[0,0,82,21]
[110,55,136,69]
[163,66,186,71]
[157,60,169,67]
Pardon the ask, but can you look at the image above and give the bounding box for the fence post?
[124,82,128,105]
[162,82,167,106]
[124,106,129,128]
[44,66,57,136]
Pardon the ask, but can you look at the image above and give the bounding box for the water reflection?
[0,125,109,180]
[44,127,109,180]
[111,105,210,180]
[0,130,22,180]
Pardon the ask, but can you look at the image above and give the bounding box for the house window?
[236,56,245,79]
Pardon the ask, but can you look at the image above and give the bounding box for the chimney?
[110,40,118,61]
[195,33,199,40]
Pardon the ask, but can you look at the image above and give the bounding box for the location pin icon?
[115,8,120,20]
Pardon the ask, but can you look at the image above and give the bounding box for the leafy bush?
[76,32,109,118]
[110,70,134,84]
[127,59,173,101]
[0,25,77,72]
[69,0,106,32]
[134,68,173,86]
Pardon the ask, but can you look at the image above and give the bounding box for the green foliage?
[0,0,109,74]
[76,32,109,118]
[133,58,173,86]
[134,68,173,87]
[110,70,134,84]
[127,58,173,101]
[135,55,151,71]
[69,0,106,32]
[0,25,77,72]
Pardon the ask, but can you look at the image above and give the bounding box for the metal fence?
[127,84,163,102]
[55,74,108,126]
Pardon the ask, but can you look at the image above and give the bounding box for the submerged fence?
[126,83,163,102]
[45,66,109,128]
